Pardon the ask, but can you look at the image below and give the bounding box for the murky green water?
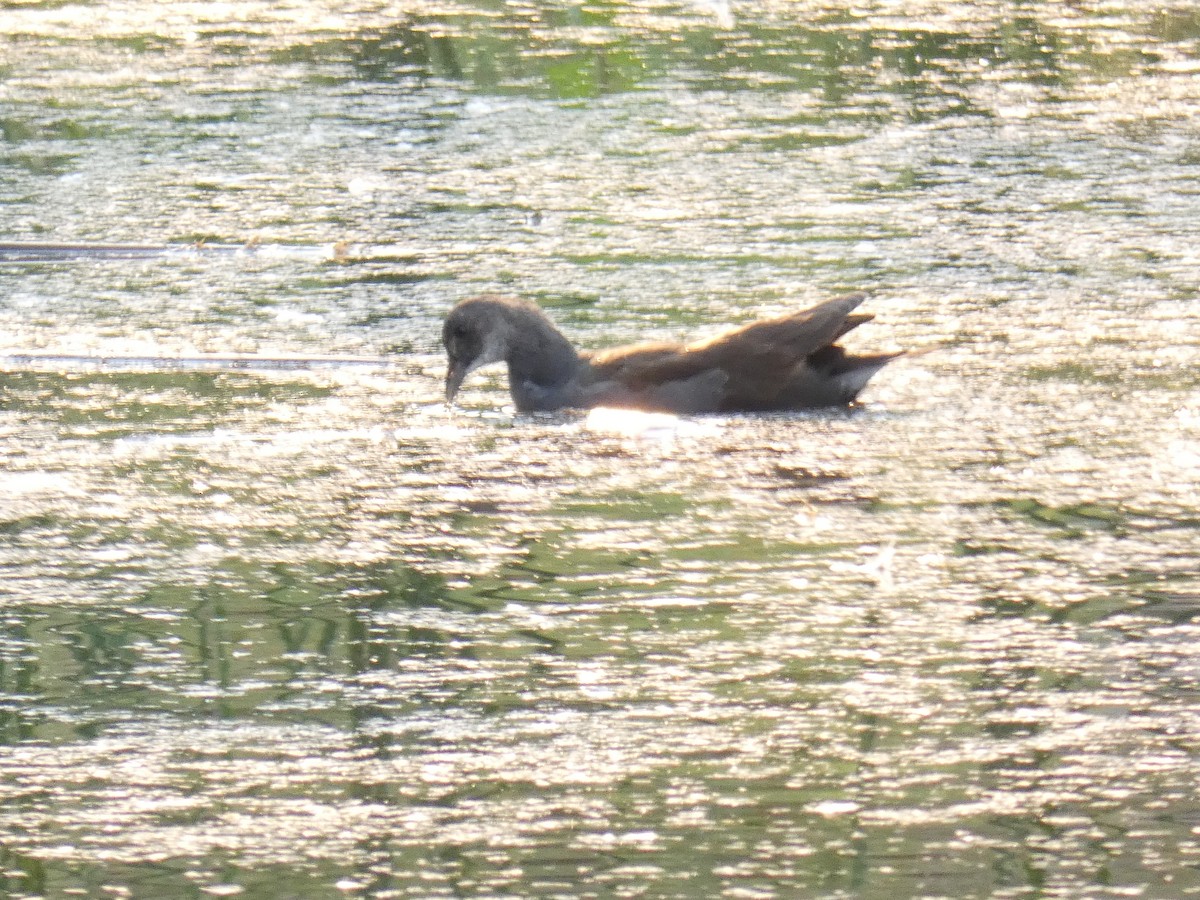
[3,2,1200,897]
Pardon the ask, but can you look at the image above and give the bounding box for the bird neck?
[501,303,583,411]
[504,304,580,384]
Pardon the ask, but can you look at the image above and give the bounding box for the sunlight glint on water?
[2,1,1200,897]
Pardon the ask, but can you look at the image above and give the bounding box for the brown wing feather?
[583,341,691,385]
[686,292,868,357]
[582,293,871,406]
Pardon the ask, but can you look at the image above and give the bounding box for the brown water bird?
[442,292,902,414]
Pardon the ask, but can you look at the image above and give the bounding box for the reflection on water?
[3,1,1200,897]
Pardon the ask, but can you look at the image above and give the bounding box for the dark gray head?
[442,295,583,410]
[442,296,516,404]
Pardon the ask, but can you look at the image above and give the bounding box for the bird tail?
[829,352,903,403]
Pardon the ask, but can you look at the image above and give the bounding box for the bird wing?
[686,292,869,361]
[583,293,871,406]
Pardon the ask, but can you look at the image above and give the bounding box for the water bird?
[442,293,901,414]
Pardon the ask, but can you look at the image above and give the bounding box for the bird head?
[442,296,513,404]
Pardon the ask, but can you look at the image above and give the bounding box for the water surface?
[2,1,1200,897]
